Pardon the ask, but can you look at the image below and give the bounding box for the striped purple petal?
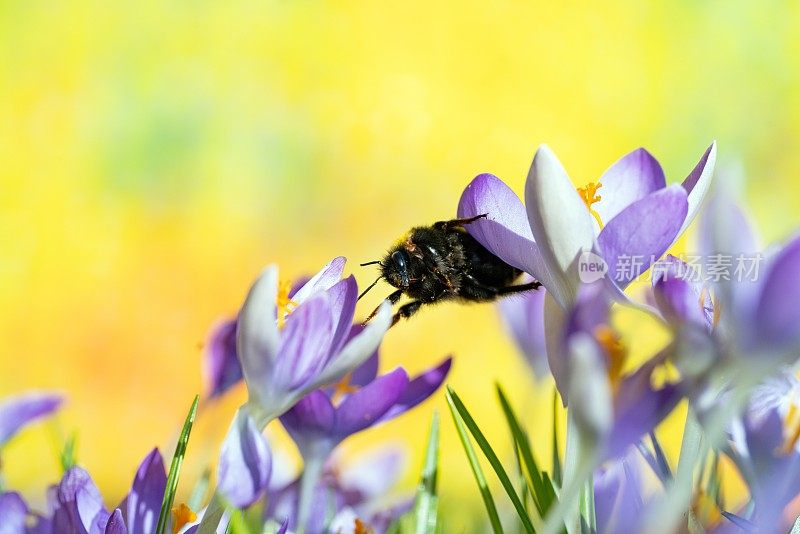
[335,368,409,438]
[122,448,166,534]
[377,358,451,423]
[598,185,688,288]
[272,293,335,390]
[218,410,273,508]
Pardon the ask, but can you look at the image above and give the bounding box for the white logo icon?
[578,251,608,283]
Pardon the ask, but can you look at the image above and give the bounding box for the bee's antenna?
[360,260,382,267]
[358,276,382,301]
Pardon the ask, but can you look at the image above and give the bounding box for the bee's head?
[381,248,413,289]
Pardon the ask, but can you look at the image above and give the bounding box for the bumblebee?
[360,214,541,325]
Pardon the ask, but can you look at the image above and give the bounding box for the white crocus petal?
[237,265,280,392]
[525,145,595,308]
[291,256,347,304]
[678,141,717,237]
[313,301,392,386]
[567,333,613,445]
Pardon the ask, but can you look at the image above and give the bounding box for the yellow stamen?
[331,372,359,403]
[698,287,722,328]
[276,280,299,329]
[171,503,197,534]
[594,325,627,394]
[577,182,604,229]
[354,518,374,534]
[780,402,800,455]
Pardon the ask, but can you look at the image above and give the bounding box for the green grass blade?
[446,389,503,534]
[156,395,200,534]
[414,411,440,534]
[579,473,596,533]
[447,387,536,534]
[496,384,555,518]
[552,390,562,488]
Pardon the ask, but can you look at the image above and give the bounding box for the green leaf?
[446,388,504,534]
[496,384,557,519]
[156,395,200,534]
[60,431,79,473]
[552,390,563,488]
[447,387,535,534]
[579,473,596,533]
[414,411,440,534]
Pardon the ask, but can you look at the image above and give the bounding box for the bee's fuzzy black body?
[363,214,541,325]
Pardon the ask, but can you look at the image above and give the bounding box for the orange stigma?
[172,503,197,534]
[354,518,374,534]
[331,372,360,403]
[594,325,627,393]
[577,182,604,228]
[276,280,298,329]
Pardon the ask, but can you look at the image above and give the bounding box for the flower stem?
[296,453,326,534]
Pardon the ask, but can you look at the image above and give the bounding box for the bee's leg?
[392,300,424,326]
[433,213,488,230]
[497,281,542,295]
[362,289,404,325]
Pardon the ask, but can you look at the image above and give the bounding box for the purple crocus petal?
[497,285,549,378]
[0,392,63,445]
[754,234,800,350]
[104,509,128,534]
[335,368,409,438]
[652,256,710,329]
[594,456,644,534]
[0,492,27,532]
[280,391,336,443]
[598,185,688,288]
[350,352,379,388]
[314,302,392,387]
[123,448,166,534]
[338,447,407,500]
[53,467,107,533]
[218,409,273,508]
[324,276,359,360]
[272,293,335,390]
[237,265,280,394]
[377,358,452,423]
[290,257,347,304]
[607,355,682,459]
[457,173,552,290]
[203,319,242,400]
[525,146,595,308]
[594,148,666,225]
[679,142,717,236]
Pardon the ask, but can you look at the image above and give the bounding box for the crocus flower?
[723,374,800,532]
[36,449,198,534]
[457,143,716,309]
[236,258,392,427]
[559,282,683,459]
[0,392,63,448]
[652,193,800,391]
[265,446,411,533]
[203,258,352,401]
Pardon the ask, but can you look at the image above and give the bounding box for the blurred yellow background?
[2,0,799,529]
